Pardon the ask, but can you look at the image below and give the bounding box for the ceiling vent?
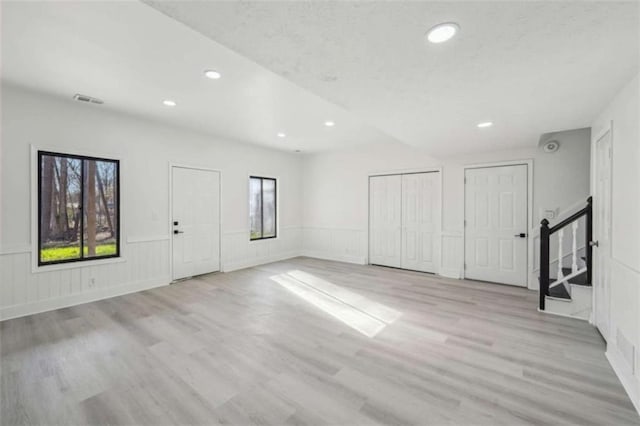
[73,94,104,105]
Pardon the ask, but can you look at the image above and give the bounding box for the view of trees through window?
[38,152,119,265]
[249,176,276,240]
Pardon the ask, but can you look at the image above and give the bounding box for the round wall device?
[543,140,560,153]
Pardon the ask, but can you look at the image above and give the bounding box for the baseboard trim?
[300,250,366,265]
[0,276,171,321]
[439,268,462,279]
[536,307,589,321]
[222,251,301,273]
[607,345,640,415]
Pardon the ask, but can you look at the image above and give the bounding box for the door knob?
[514,233,527,238]
[590,240,599,247]
[174,230,184,235]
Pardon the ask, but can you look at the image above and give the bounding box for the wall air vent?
[617,328,636,374]
[73,94,104,105]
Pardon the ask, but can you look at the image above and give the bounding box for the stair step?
[548,282,571,300]
[544,282,592,319]
[561,268,590,286]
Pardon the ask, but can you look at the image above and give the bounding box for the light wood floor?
[1,257,638,425]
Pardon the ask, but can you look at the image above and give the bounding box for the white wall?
[591,72,640,412]
[0,81,597,320]
[530,128,591,282]
[301,130,591,287]
[0,83,304,320]
[535,128,591,223]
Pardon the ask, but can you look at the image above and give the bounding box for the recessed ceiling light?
[204,70,222,80]
[426,22,460,44]
[324,121,335,127]
[477,121,493,128]
[163,99,177,107]
[277,132,286,138]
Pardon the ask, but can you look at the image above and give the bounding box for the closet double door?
[369,172,441,273]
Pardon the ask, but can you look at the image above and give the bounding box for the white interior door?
[594,130,612,340]
[401,172,441,273]
[369,175,402,268]
[172,166,220,280]
[465,165,528,286]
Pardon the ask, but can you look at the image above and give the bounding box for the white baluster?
[571,221,578,274]
[557,229,564,279]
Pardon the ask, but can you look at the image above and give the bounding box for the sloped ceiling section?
[1,1,396,153]
[145,1,639,156]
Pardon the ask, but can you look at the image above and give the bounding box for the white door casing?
[401,172,441,273]
[171,166,220,280]
[594,129,612,340]
[465,165,528,287]
[369,175,402,268]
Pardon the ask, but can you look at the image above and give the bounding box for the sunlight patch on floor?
[270,270,401,338]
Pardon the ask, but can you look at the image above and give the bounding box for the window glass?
[39,152,119,265]
[249,177,263,239]
[262,179,276,238]
[249,176,276,240]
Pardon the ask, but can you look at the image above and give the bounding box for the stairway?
[538,197,593,320]
[544,265,592,320]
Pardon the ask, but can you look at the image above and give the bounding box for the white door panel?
[401,172,440,273]
[369,175,402,268]
[369,172,441,272]
[594,130,611,340]
[172,167,220,280]
[465,165,527,286]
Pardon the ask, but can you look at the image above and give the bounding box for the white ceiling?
[145,1,640,156]
[1,1,394,153]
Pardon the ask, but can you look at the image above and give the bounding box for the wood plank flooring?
[1,257,638,425]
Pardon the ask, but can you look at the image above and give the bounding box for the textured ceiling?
[1,1,394,153]
[145,1,640,156]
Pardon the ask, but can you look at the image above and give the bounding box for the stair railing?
[539,196,592,310]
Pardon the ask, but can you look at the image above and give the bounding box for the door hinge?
[464,177,467,184]
[464,220,467,227]
[464,263,467,269]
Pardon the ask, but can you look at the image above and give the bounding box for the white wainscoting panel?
[0,238,171,320]
[440,231,464,279]
[605,258,640,414]
[222,226,302,272]
[301,227,462,276]
[2,226,479,321]
[302,227,366,265]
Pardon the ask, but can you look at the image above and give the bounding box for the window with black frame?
[38,151,120,265]
[249,176,277,240]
